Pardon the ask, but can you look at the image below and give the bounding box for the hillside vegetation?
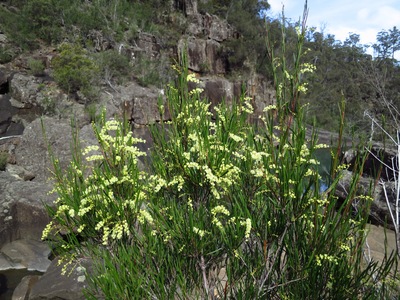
[1,0,398,137]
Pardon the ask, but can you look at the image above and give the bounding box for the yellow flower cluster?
[229,133,244,143]
[300,62,316,74]
[187,73,200,83]
[189,88,204,96]
[193,227,207,238]
[138,209,154,225]
[339,243,351,252]
[242,218,252,240]
[241,96,254,114]
[42,117,149,247]
[211,205,230,232]
[316,254,338,267]
[263,104,277,112]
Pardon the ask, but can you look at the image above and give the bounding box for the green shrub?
[55,0,169,42]
[0,5,36,49]
[42,10,399,300]
[0,0,174,50]
[21,0,62,44]
[0,152,8,171]
[95,50,132,85]
[84,103,103,124]
[0,46,14,64]
[52,43,100,99]
[132,52,172,87]
[133,56,160,87]
[27,58,45,76]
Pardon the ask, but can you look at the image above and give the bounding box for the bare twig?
[364,111,397,145]
[266,277,304,292]
[200,255,209,297]
[366,109,400,257]
[364,146,397,175]
[364,236,372,264]
[381,180,397,235]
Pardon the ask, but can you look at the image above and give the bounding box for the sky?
[267,0,400,54]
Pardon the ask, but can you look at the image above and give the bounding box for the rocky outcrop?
[14,117,97,182]
[175,1,236,76]
[0,136,20,165]
[136,32,161,59]
[200,76,241,106]
[337,145,399,228]
[179,12,235,75]
[0,70,25,137]
[0,172,55,247]
[12,274,40,300]
[28,257,93,300]
[6,164,35,181]
[9,74,41,109]
[0,105,12,135]
[99,82,166,126]
[14,117,72,182]
[174,4,275,109]
[187,12,234,41]
[181,37,228,74]
[0,239,51,298]
[343,144,399,181]
[246,74,276,115]
[0,169,54,298]
[0,95,24,137]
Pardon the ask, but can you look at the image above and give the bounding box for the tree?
[373,26,400,60]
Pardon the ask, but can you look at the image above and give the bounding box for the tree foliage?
[373,26,400,60]
[299,25,400,136]
[21,0,63,44]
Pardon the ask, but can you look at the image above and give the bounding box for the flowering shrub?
[42,115,147,273]
[43,11,398,300]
